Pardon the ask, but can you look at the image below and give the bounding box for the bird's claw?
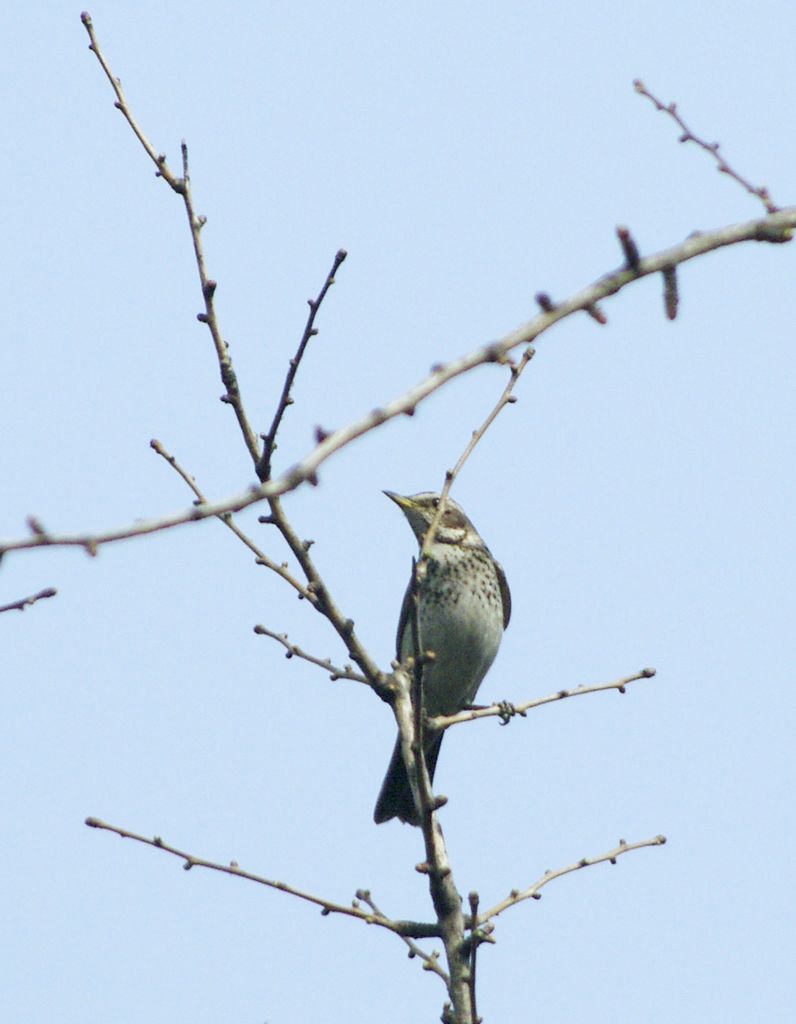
[497,700,521,725]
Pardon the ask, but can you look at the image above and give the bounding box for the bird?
[374,491,511,825]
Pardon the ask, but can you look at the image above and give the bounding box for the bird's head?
[383,491,482,547]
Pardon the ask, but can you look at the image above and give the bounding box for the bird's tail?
[373,733,444,826]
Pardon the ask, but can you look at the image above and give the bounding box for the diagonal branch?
[634,79,779,213]
[257,249,348,481]
[263,495,389,697]
[357,889,450,984]
[3,207,794,562]
[150,439,385,693]
[478,835,667,925]
[420,345,535,559]
[151,440,384,696]
[0,586,57,614]
[150,439,311,599]
[253,625,368,683]
[85,816,441,940]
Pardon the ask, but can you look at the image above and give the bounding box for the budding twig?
[634,79,779,213]
[479,834,667,924]
[253,625,368,683]
[427,668,657,732]
[84,816,440,941]
[257,249,348,482]
[0,587,57,614]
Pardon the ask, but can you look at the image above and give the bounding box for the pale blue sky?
[2,3,794,1022]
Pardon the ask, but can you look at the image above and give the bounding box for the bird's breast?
[400,549,505,716]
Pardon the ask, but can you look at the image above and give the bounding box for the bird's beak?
[383,490,411,509]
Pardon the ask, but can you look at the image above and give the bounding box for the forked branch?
[80,11,261,463]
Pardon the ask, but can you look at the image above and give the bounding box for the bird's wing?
[395,573,415,659]
[496,560,511,629]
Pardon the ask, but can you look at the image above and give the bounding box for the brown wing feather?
[496,559,511,629]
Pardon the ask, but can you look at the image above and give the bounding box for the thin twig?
[634,79,779,213]
[148,443,387,699]
[257,249,348,481]
[85,816,440,939]
[264,496,389,697]
[478,835,667,925]
[252,626,368,683]
[79,12,181,189]
[421,346,535,559]
[150,440,311,600]
[81,12,261,464]
[81,13,384,708]
[0,587,57,614]
[427,668,656,732]
[150,443,384,694]
[357,889,450,984]
[3,208,794,562]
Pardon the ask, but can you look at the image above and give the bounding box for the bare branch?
[634,79,779,213]
[0,586,57,615]
[421,346,535,559]
[257,249,348,481]
[150,440,385,700]
[80,12,261,464]
[79,12,181,188]
[253,625,368,683]
[150,440,311,599]
[478,835,667,925]
[150,442,385,693]
[427,668,657,732]
[80,12,390,712]
[4,207,794,562]
[263,496,389,696]
[84,816,439,940]
[357,889,450,984]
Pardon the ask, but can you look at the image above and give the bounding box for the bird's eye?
[432,498,439,508]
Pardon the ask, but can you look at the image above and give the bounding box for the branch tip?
[635,79,779,212]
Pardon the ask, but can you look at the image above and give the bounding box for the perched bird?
[374,491,511,825]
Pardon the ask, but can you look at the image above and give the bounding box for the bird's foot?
[496,700,524,725]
